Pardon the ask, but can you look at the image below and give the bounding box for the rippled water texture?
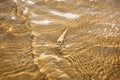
[0,0,120,80]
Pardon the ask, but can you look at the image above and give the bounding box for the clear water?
[0,0,120,80]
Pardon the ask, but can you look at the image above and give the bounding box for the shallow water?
[0,0,120,80]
